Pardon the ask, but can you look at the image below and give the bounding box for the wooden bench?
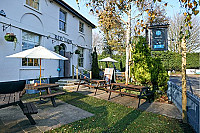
[107,83,153,108]
[39,92,65,107]
[19,102,38,125]
[0,91,38,125]
[75,78,91,91]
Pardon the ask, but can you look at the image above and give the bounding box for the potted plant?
[4,33,17,42]
[75,49,80,54]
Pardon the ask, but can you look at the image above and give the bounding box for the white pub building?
[0,0,95,82]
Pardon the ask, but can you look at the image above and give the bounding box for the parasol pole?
[40,58,41,85]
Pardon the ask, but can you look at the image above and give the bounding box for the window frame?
[79,21,84,33]
[22,31,40,67]
[78,48,84,67]
[26,0,39,10]
[59,9,67,32]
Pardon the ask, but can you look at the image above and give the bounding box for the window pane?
[79,22,84,32]
[59,21,65,31]
[26,0,39,10]
[22,31,40,66]
[59,10,66,32]
[59,10,66,21]
[22,58,27,66]
[28,58,33,66]
[34,59,39,66]
[78,48,84,67]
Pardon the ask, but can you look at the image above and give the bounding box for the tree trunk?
[125,3,131,85]
[181,36,187,123]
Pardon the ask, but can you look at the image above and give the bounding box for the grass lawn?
[43,91,194,133]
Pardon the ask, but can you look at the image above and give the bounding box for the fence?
[167,81,200,133]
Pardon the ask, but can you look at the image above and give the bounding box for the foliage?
[98,1,126,54]
[54,44,65,54]
[131,36,169,92]
[168,13,200,53]
[46,92,195,133]
[98,52,126,71]
[146,3,169,25]
[151,51,200,71]
[4,33,18,50]
[75,49,81,54]
[4,33,17,42]
[91,47,100,79]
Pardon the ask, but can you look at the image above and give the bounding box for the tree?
[168,13,200,53]
[131,36,168,92]
[97,1,126,55]
[146,3,169,25]
[91,47,100,79]
[92,31,104,55]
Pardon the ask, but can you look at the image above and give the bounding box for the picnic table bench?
[75,79,110,95]
[39,91,65,107]
[25,83,65,107]
[107,83,153,108]
[0,80,38,125]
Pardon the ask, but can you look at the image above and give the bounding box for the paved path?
[65,86,182,120]
[0,99,94,133]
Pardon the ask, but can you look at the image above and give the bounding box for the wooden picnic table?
[108,83,152,108]
[76,79,109,95]
[25,83,65,107]
[0,91,38,125]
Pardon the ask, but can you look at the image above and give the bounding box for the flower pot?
[4,33,17,42]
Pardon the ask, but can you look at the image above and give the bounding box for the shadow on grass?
[60,90,195,133]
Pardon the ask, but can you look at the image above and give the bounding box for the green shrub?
[91,47,99,79]
[131,36,169,93]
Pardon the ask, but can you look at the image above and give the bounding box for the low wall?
[167,81,200,133]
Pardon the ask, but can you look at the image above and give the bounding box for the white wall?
[0,0,93,82]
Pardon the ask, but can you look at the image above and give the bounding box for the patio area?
[0,99,94,133]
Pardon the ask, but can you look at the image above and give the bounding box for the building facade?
[0,0,95,82]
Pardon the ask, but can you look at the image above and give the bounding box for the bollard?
[90,71,92,80]
[80,71,82,79]
[72,65,74,79]
[76,65,78,79]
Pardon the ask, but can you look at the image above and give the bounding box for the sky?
[65,0,186,26]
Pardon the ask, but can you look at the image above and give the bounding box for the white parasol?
[98,57,118,63]
[6,46,68,84]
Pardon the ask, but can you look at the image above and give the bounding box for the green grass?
[42,91,195,133]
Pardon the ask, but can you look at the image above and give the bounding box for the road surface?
[169,75,200,97]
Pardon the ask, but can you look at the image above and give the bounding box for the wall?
[0,0,93,82]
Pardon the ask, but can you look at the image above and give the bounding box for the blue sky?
[65,0,184,25]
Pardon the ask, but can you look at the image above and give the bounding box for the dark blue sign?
[149,25,168,51]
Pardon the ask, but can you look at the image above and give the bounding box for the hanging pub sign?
[149,24,169,51]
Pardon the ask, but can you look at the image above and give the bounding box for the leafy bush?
[152,51,199,71]
[131,36,169,93]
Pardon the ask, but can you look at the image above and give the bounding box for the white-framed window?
[59,10,67,32]
[22,31,40,66]
[79,21,84,33]
[78,48,84,67]
[26,0,39,10]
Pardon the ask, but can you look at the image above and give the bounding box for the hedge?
[151,51,200,71]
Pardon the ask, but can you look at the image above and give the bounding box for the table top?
[111,83,148,90]
[91,80,106,83]
[25,83,59,90]
[0,91,21,108]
